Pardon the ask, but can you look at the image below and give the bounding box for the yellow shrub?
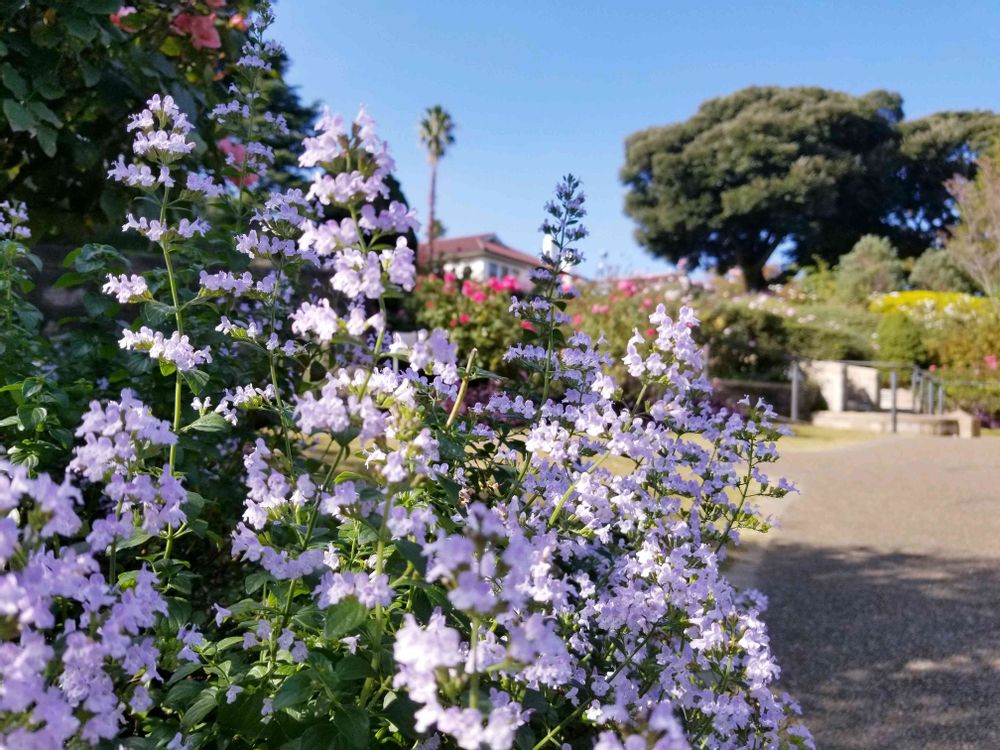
[869,290,987,328]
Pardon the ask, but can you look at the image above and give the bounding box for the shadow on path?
[760,543,1000,749]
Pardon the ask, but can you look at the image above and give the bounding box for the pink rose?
[110,5,138,32]
[172,12,221,50]
[985,354,998,371]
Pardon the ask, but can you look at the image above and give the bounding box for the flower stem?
[446,348,478,428]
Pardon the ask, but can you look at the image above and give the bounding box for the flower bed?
[0,13,812,750]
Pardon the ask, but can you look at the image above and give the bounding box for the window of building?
[487,261,499,278]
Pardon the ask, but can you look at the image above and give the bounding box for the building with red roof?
[422,233,542,284]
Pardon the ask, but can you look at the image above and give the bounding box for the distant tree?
[908,248,974,292]
[622,86,997,290]
[418,105,455,267]
[945,155,1000,298]
[835,235,905,303]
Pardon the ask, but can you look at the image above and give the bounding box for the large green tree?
[622,86,997,289]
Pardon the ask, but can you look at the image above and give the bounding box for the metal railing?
[789,359,950,433]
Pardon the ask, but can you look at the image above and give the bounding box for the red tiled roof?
[421,233,541,268]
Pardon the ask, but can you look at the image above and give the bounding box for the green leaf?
[73,243,127,273]
[333,655,374,682]
[82,290,113,317]
[214,636,245,652]
[333,705,370,750]
[53,271,88,289]
[394,538,427,575]
[34,75,64,100]
[382,693,419,739]
[166,662,201,686]
[181,367,210,396]
[21,377,43,400]
[165,596,192,631]
[323,597,368,641]
[3,99,35,132]
[181,686,218,730]
[245,570,271,595]
[1,64,27,99]
[81,0,122,11]
[79,59,100,87]
[217,690,264,739]
[28,101,61,127]
[141,300,174,326]
[117,530,153,551]
[272,672,313,712]
[159,359,177,377]
[35,123,56,157]
[164,679,203,709]
[296,723,339,750]
[182,412,227,433]
[160,35,184,57]
[16,405,45,431]
[64,15,98,42]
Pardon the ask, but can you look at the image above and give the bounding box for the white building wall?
[441,255,534,283]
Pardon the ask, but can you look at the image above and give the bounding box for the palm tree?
[418,106,455,269]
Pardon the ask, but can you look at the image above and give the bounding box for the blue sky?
[272,1,1000,277]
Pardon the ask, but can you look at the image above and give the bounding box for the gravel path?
[746,436,1000,749]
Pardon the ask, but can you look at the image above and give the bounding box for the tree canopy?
[621,86,997,289]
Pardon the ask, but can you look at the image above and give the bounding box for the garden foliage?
[833,235,905,304]
[621,86,996,290]
[0,0,315,240]
[0,14,813,750]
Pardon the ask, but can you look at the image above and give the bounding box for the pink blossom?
[172,13,221,50]
[110,6,137,32]
[217,138,259,187]
[617,278,638,297]
[985,353,998,371]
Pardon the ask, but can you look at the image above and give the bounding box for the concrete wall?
[802,360,881,413]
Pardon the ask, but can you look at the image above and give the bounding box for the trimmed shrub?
[834,235,905,304]
[697,304,791,381]
[875,312,928,366]
[909,248,975,293]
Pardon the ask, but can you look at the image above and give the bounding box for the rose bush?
[407,272,525,377]
[0,13,812,750]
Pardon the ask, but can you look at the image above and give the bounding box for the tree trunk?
[740,257,769,292]
[427,162,437,271]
